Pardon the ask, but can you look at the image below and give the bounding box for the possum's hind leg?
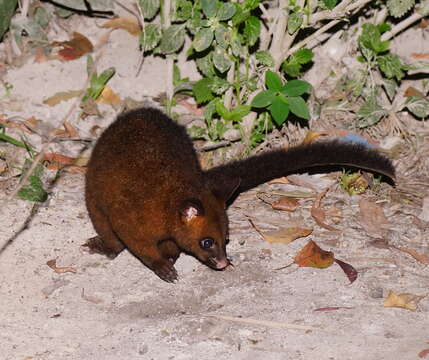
[84,194,125,258]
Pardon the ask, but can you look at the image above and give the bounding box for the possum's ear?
[180,199,204,222]
[209,175,241,202]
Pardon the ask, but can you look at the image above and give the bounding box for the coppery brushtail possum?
[85,107,395,282]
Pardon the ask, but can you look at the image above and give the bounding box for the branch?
[309,0,372,25]
[381,12,425,41]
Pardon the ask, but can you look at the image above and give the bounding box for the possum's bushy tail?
[205,140,395,193]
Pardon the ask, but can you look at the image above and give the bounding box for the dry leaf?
[313,306,353,311]
[288,174,335,192]
[271,197,300,212]
[358,199,391,236]
[97,86,121,105]
[302,130,322,144]
[43,90,82,106]
[262,227,313,244]
[63,121,79,138]
[334,258,358,283]
[294,240,334,268]
[411,53,429,60]
[101,17,141,36]
[53,32,94,61]
[391,246,429,265]
[340,172,370,195]
[418,349,429,358]
[268,176,289,184]
[42,153,88,170]
[311,189,339,231]
[46,259,77,274]
[34,46,48,63]
[383,290,425,311]
[404,86,426,98]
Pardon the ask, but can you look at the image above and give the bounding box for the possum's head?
[174,176,240,271]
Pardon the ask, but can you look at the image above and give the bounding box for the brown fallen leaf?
[358,199,391,236]
[411,53,429,60]
[262,227,313,244]
[43,90,82,106]
[96,86,121,105]
[313,306,353,311]
[384,290,426,311]
[390,246,429,265]
[311,188,339,231]
[101,17,141,36]
[302,130,323,145]
[248,218,312,244]
[42,153,88,170]
[268,176,289,184]
[271,197,300,212]
[53,32,94,61]
[334,258,358,283]
[63,121,80,138]
[419,348,429,358]
[46,259,77,274]
[404,86,426,98]
[294,240,334,268]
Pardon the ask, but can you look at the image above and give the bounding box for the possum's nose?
[213,256,229,269]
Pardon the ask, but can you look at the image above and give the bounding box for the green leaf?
[193,27,214,52]
[377,54,405,80]
[281,80,311,97]
[215,24,229,48]
[288,96,310,120]
[209,77,230,95]
[217,2,236,21]
[159,25,185,54]
[282,62,302,77]
[17,162,48,203]
[265,70,283,92]
[287,12,303,35]
[255,50,274,67]
[88,67,115,100]
[268,96,290,126]
[212,47,231,73]
[0,131,31,150]
[138,0,160,20]
[357,92,387,128]
[196,54,215,77]
[0,0,18,40]
[228,105,251,122]
[140,24,162,52]
[405,96,429,118]
[322,0,338,9]
[244,0,261,10]
[176,0,193,20]
[292,48,314,64]
[201,0,218,18]
[382,78,398,101]
[188,125,207,139]
[251,90,276,108]
[403,61,429,72]
[232,5,250,26]
[244,16,260,46]
[359,24,390,56]
[193,78,214,104]
[387,0,415,18]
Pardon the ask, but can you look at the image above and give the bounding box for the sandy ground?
[1,4,429,360]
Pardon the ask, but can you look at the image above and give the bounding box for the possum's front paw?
[152,260,178,283]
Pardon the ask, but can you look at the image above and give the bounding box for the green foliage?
[282,49,314,77]
[251,70,311,126]
[84,59,115,101]
[356,91,387,128]
[387,0,415,18]
[322,0,338,10]
[17,161,48,203]
[0,0,18,40]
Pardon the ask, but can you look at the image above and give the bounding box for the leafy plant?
[251,70,311,126]
[83,56,115,102]
[17,160,48,202]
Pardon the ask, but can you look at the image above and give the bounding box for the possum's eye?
[200,238,214,249]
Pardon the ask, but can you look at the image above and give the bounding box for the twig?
[285,19,341,58]
[309,0,370,25]
[196,140,232,152]
[381,12,425,41]
[206,314,328,332]
[162,0,174,111]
